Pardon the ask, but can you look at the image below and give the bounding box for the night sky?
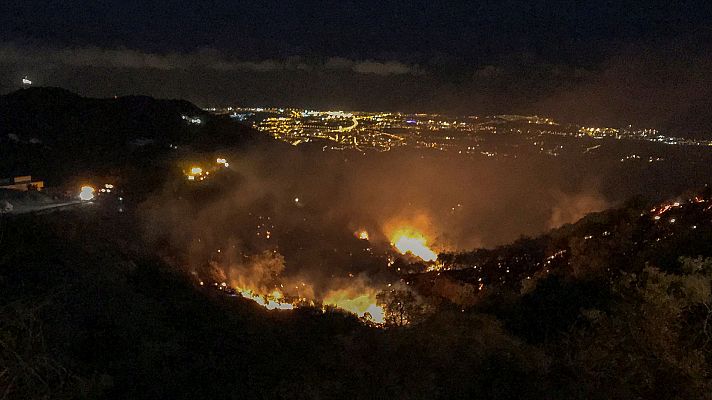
[2,1,712,135]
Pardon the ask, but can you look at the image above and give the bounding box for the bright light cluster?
[79,186,95,201]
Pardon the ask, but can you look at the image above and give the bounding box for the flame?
[227,282,383,322]
[233,285,385,319]
[79,186,95,201]
[357,230,369,240]
[323,290,384,323]
[206,250,385,323]
[238,288,294,310]
[390,229,438,262]
[236,285,383,321]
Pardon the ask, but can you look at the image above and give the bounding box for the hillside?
[424,190,712,301]
[0,87,268,184]
[2,190,712,399]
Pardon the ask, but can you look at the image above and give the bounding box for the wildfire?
[201,249,387,323]
[212,280,384,323]
[237,288,294,310]
[323,290,385,323]
[390,229,438,262]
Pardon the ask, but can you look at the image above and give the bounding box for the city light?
[211,106,708,155]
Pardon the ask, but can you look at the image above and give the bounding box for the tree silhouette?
[377,287,429,326]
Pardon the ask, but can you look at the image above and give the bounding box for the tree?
[376,287,430,326]
[558,257,712,399]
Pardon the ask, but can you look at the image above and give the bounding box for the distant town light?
[181,115,202,124]
[22,76,32,86]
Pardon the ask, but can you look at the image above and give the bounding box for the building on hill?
[0,175,44,191]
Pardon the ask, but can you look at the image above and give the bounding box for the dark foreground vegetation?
[2,190,712,400]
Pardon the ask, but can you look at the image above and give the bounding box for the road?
[3,200,85,215]
[333,115,359,133]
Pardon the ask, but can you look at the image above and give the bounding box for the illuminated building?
[0,175,44,191]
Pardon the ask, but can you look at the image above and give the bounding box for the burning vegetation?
[5,159,712,399]
[195,249,387,322]
[390,229,438,262]
[139,147,623,328]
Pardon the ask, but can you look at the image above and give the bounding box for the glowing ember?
[79,186,95,201]
[391,229,438,262]
[357,230,369,240]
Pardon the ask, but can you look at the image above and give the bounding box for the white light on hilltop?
[22,77,32,86]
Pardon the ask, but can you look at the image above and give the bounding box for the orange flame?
[390,228,438,262]
[323,289,384,323]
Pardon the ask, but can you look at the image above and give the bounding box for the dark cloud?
[535,41,712,136]
[0,43,421,75]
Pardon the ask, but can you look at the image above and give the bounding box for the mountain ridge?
[0,87,267,183]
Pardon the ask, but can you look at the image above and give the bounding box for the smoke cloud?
[0,43,421,75]
[141,144,615,302]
